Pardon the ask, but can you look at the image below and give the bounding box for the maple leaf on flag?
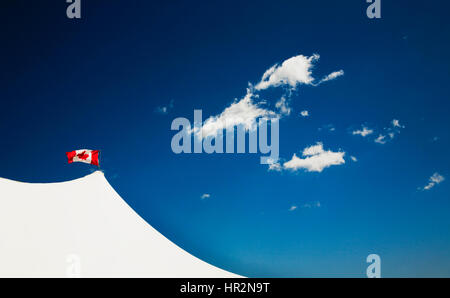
[66,149,100,166]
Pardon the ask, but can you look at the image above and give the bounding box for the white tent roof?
[0,171,240,277]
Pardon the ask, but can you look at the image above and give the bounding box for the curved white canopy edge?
[0,171,241,278]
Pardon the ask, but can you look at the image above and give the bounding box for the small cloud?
[155,99,174,115]
[301,201,321,209]
[352,126,373,137]
[392,119,404,128]
[385,119,405,141]
[155,106,168,114]
[283,142,345,173]
[350,156,358,162]
[275,96,291,116]
[432,136,439,142]
[300,110,309,117]
[430,173,445,184]
[254,54,343,90]
[289,206,298,211]
[319,124,335,132]
[374,134,387,144]
[200,193,211,199]
[422,173,445,190]
[268,159,282,172]
[352,120,404,144]
[317,70,344,85]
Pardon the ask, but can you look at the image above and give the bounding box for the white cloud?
[193,53,343,139]
[255,54,319,90]
[352,119,404,145]
[302,142,325,156]
[422,173,445,190]
[317,70,344,84]
[193,90,275,138]
[200,193,211,199]
[350,156,358,162]
[301,201,321,209]
[267,159,282,172]
[290,202,321,211]
[430,173,445,184]
[283,142,345,173]
[374,134,387,144]
[254,54,343,90]
[385,119,405,141]
[392,119,404,128]
[352,119,405,145]
[300,110,309,117]
[275,96,291,116]
[352,126,373,137]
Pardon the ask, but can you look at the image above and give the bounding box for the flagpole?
[98,149,103,173]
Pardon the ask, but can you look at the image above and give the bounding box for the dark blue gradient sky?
[1,1,450,277]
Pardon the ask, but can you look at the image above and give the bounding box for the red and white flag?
[66,149,100,166]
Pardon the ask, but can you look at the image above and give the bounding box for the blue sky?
[1,0,450,277]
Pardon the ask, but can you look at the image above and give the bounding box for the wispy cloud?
[193,54,343,139]
[192,90,274,139]
[350,156,358,162]
[275,96,291,116]
[267,159,282,172]
[316,70,344,85]
[254,54,343,90]
[319,124,335,132]
[352,120,405,145]
[374,134,387,144]
[392,119,404,128]
[300,110,309,117]
[255,54,319,90]
[421,173,445,190]
[288,206,298,211]
[385,119,405,140]
[352,126,373,137]
[374,119,405,144]
[200,193,211,199]
[301,201,321,209]
[155,99,174,115]
[289,201,321,211]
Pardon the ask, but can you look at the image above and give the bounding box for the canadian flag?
[66,149,100,166]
